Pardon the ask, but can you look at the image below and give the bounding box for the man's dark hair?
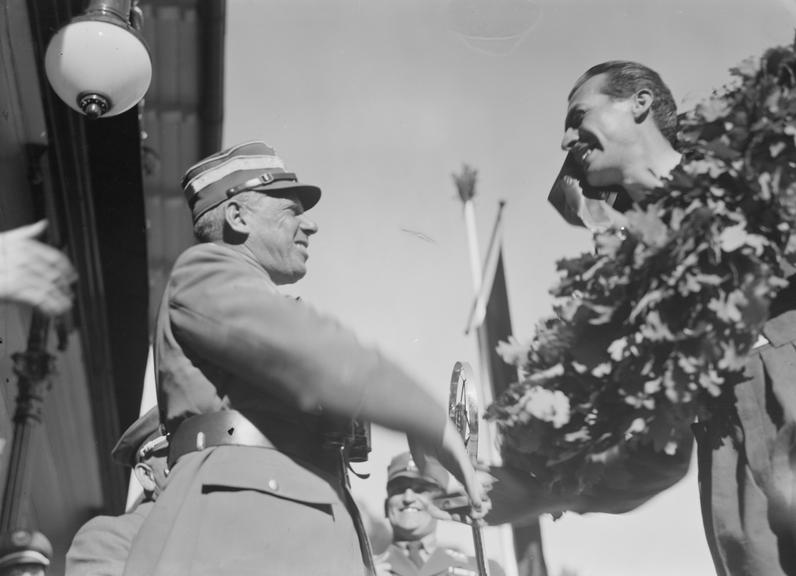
[569,61,678,145]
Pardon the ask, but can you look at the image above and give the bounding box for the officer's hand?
[0,220,77,315]
[408,420,491,520]
[431,466,496,524]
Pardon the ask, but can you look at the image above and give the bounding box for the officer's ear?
[224,199,250,235]
[133,462,157,493]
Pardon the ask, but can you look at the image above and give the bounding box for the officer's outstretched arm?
[168,245,486,507]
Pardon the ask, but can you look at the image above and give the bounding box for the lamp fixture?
[44,0,151,119]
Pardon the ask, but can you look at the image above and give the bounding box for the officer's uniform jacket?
[122,242,426,576]
[376,542,505,576]
[65,500,153,576]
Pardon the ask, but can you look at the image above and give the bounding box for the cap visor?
[252,180,321,211]
[388,473,442,489]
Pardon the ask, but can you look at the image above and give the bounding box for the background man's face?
[561,73,639,188]
[148,453,170,493]
[243,192,318,285]
[134,448,170,499]
[386,477,442,541]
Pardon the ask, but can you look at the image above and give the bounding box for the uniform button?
[268,479,279,491]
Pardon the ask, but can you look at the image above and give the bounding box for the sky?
[222,1,796,574]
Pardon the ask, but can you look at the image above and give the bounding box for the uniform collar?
[396,532,437,560]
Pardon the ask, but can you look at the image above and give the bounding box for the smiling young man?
[121,141,486,576]
[375,452,504,576]
[561,61,681,201]
[487,61,796,576]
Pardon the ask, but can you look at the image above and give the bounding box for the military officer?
[122,141,487,576]
[65,407,168,576]
[375,452,505,576]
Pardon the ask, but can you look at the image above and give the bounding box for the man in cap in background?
[375,452,504,576]
[65,407,168,576]
[122,141,487,576]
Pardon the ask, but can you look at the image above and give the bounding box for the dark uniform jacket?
[122,242,429,576]
[574,278,796,576]
[695,278,796,576]
[65,501,153,576]
[377,542,505,576]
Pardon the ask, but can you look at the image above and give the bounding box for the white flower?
[572,361,588,374]
[564,429,590,442]
[677,355,699,375]
[624,394,655,410]
[639,310,675,342]
[697,96,731,122]
[719,224,749,252]
[699,369,724,397]
[770,141,786,158]
[529,363,565,382]
[607,338,628,361]
[627,418,647,434]
[707,291,748,323]
[521,387,571,429]
[717,341,747,371]
[496,336,531,366]
[720,224,767,255]
[682,157,726,178]
[644,378,662,394]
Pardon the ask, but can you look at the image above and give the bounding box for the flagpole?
[452,166,522,576]
[464,199,483,293]
[454,164,484,294]
[453,165,499,458]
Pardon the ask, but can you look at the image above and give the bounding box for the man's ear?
[224,200,250,235]
[632,88,654,121]
[133,462,157,493]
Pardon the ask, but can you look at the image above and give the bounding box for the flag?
[476,246,515,398]
[466,203,514,399]
[467,202,549,576]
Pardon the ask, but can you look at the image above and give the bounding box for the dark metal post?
[0,313,57,576]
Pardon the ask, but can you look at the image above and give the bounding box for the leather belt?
[168,410,322,468]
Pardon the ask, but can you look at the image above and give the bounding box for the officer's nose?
[300,214,318,236]
[402,488,416,502]
[561,127,579,151]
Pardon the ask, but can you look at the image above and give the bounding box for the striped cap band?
[181,141,321,222]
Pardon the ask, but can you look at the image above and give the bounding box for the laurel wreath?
[486,38,796,496]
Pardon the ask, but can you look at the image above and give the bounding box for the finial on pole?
[453,163,478,204]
